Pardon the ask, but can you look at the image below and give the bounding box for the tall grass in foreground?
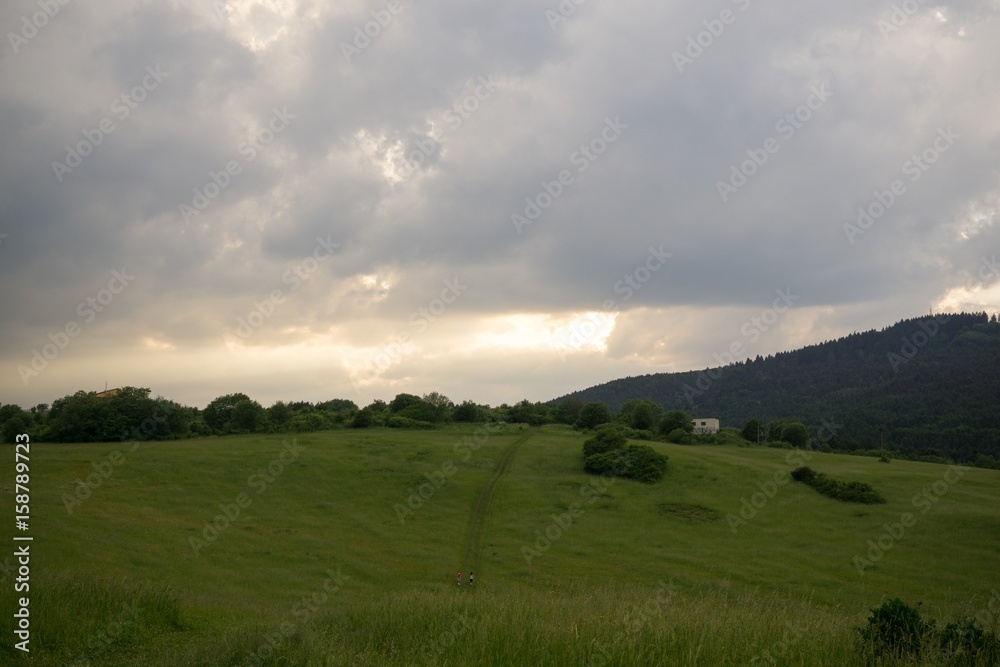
[11,572,996,666]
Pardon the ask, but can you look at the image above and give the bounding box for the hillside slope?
[554,313,1000,459]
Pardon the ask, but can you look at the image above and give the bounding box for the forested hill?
[554,312,1000,459]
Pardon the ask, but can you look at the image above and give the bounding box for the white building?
[691,418,720,434]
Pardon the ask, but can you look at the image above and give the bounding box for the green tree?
[658,410,693,436]
[422,392,454,421]
[618,398,662,430]
[268,401,294,427]
[582,424,628,457]
[351,408,373,428]
[317,399,358,412]
[204,393,264,434]
[1,406,31,442]
[576,402,612,429]
[554,398,584,425]
[452,400,480,422]
[741,418,763,443]
[389,393,422,413]
[781,421,809,448]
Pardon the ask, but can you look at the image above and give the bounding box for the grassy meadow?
[2,424,998,665]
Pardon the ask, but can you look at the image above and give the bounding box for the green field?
[2,425,999,665]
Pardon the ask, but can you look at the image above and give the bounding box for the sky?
[1,0,998,411]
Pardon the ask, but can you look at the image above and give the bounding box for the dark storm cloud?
[1,0,997,406]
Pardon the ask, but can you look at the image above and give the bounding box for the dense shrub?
[858,598,935,660]
[665,428,691,444]
[585,444,667,483]
[791,466,816,483]
[622,427,655,441]
[792,466,885,504]
[387,416,435,429]
[582,425,628,457]
[576,402,613,429]
[857,599,1000,665]
[940,617,1000,665]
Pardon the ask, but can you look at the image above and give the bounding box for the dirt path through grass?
[461,427,536,577]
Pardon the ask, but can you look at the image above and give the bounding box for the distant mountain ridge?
[553,312,1000,459]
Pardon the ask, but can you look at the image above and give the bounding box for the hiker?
[469,572,474,587]
[457,571,462,586]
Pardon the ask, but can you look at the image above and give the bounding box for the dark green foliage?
[858,598,935,660]
[452,400,479,422]
[939,617,1000,665]
[554,397,585,425]
[576,402,613,429]
[665,428,691,444]
[553,313,1000,461]
[585,444,667,483]
[792,466,886,504]
[204,393,265,434]
[780,421,809,448]
[389,393,423,413]
[316,398,358,412]
[507,399,552,425]
[622,427,655,441]
[856,601,1000,665]
[1,408,31,442]
[582,425,627,457]
[43,387,191,442]
[387,416,435,429]
[617,398,662,430]
[741,418,763,443]
[351,409,374,428]
[791,466,816,484]
[658,410,693,436]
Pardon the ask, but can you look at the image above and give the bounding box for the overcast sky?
[1,0,998,410]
